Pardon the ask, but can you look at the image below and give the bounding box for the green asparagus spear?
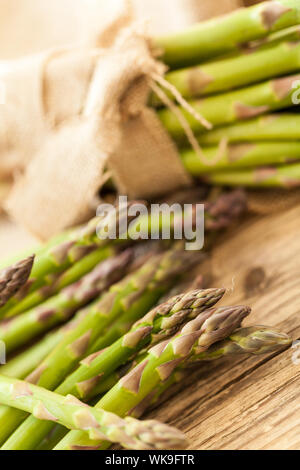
[58,288,225,401]
[76,325,294,420]
[181,141,300,174]
[37,323,291,450]
[0,256,34,309]
[0,330,64,379]
[198,114,300,145]
[0,202,138,318]
[155,0,300,68]
[54,305,250,450]
[2,246,116,319]
[0,374,186,450]
[203,162,300,188]
[158,74,300,141]
[130,326,293,418]
[152,39,300,103]
[0,249,196,446]
[0,250,133,353]
[0,306,104,381]
[0,229,75,271]
[186,325,293,362]
[36,424,72,451]
[2,286,220,451]
[0,189,247,319]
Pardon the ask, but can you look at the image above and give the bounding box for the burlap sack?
[2,26,192,239]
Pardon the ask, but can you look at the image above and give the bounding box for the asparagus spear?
[158,74,300,141]
[0,193,216,318]
[155,0,300,68]
[58,288,225,401]
[0,250,133,353]
[199,114,300,145]
[152,39,300,103]
[181,141,300,174]
[0,249,196,446]
[0,329,64,380]
[2,246,116,319]
[67,188,247,356]
[186,325,293,362]
[1,189,247,319]
[204,162,300,188]
[36,424,72,451]
[0,374,186,450]
[42,324,292,449]
[0,256,34,309]
[54,305,250,450]
[130,326,293,418]
[71,273,205,362]
[93,324,293,403]
[0,202,138,318]
[2,286,222,451]
[37,322,291,450]
[0,307,102,380]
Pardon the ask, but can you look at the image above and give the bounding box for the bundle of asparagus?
[151,0,300,188]
[0,190,248,447]
[0,281,292,450]
[0,192,292,450]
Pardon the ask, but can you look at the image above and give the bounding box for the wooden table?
[0,203,299,450]
[147,203,300,450]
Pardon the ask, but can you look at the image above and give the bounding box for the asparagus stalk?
[0,250,133,353]
[199,114,300,145]
[181,141,300,174]
[130,326,293,418]
[0,249,196,446]
[0,192,223,318]
[0,229,75,271]
[2,246,116,319]
[36,424,71,451]
[204,162,300,188]
[0,256,34,309]
[152,39,300,103]
[70,273,205,363]
[81,325,294,414]
[154,0,300,68]
[66,189,247,357]
[0,305,107,381]
[54,305,250,450]
[37,324,292,450]
[1,188,247,319]
[0,329,64,380]
[186,325,293,362]
[66,188,247,354]
[0,374,186,451]
[158,74,300,141]
[58,288,225,401]
[0,202,138,318]
[2,286,222,451]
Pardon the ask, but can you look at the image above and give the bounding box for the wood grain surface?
[147,203,300,450]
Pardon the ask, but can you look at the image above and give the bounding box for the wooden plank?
[147,203,300,449]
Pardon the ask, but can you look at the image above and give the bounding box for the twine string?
[150,75,227,167]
